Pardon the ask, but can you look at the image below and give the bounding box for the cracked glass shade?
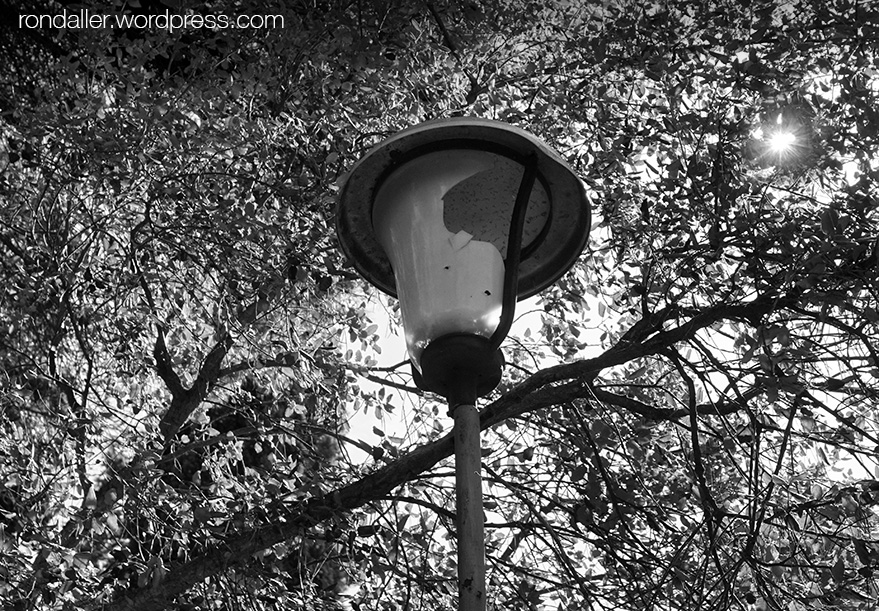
[372,148,548,368]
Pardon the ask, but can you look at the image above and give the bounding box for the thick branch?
[157,333,234,442]
[588,385,759,421]
[153,328,185,399]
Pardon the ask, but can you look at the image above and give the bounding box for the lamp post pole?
[419,337,500,610]
[449,376,485,611]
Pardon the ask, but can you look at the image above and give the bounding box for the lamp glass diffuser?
[372,148,550,368]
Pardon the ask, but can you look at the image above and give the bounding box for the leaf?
[590,420,612,446]
[820,207,839,237]
[573,504,591,526]
[84,486,97,510]
[397,514,410,531]
[853,538,871,565]
[831,556,845,582]
[628,364,648,380]
[517,447,535,462]
[768,473,787,486]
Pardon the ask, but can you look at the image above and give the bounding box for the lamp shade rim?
[337,117,591,299]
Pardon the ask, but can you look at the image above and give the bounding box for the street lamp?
[337,117,591,611]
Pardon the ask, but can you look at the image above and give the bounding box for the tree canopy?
[1,0,878,610]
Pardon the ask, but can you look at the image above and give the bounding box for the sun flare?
[768,131,797,153]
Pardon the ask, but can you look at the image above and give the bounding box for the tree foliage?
[1,0,878,609]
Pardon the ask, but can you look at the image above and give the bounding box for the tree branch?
[423,0,482,104]
[158,333,234,443]
[153,327,185,399]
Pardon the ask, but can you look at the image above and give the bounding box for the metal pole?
[451,400,486,611]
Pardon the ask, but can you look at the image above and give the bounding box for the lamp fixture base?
[413,334,504,405]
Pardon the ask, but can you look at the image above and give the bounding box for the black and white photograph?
[1,1,878,609]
